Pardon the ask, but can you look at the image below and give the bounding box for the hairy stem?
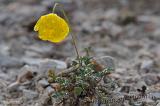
[52,3,80,60]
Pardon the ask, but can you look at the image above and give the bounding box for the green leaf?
[74,87,83,96]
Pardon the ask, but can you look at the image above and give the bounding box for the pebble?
[153,29,160,41]
[38,79,49,88]
[0,44,9,56]
[141,98,157,106]
[22,58,67,71]
[156,100,160,106]
[45,86,55,95]
[142,74,160,86]
[18,59,67,80]
[38,59,67,75]
[102,21,123,38]
[0,73,10,81]
[38,92,50,105]
[0,95,4,104]
[104,9,119,21]
[7,81,20,91]
[150,83,160,92]
[94,56,115,71]
[132,101,143,106]
[140,60,154,71]
[150,92,160,100]
[0,54,24,68]
[23,89,38,100]
[16,65,38,83]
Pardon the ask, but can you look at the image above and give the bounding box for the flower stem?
[52,3,80,60]
[52,3,58,13]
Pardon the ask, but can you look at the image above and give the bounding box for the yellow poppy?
[34,13,69,43]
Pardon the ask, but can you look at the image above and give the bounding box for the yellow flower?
[34,13,69,43]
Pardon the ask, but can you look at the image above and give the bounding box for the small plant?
[49,56,114,105]
[34,2,115,106]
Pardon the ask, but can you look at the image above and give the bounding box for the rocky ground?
[0,0,160,106]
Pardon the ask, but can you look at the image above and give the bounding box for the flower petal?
[34,13,69,43]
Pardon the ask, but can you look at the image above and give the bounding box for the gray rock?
[0,54,24,68]
[102,21,123,38]
[23,89,38,99]
[38,59,67,75]
[38,92,52,105]
[16,65,37,83]
[150,92,160,100]
[0,73,10,81]
[156,100,160,106]
[141,98,157,106]
[22,58,67,72]
[0,95,4,104]
[153,29,160,41]
[94,56,115,71]
[45,86,55,95]
[7,81,20,91]
[0,44,9,56]
[40,59,67,70]
[12,59,66,89]
[142,74,160,86]
[140,60,154,71]
[104,9,119,21]
[38,79,49,88]
[132,101,143,106]
[7,65,37,91]
[22,58,46,66]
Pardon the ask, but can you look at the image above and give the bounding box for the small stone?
[140,60,154,71]
[0,54,24,68]
[108,73,121,79]
[39,59,67,70]
[94,56,115,71]
[141,98,157,106]
[153,29,160,41]
[104,9,119,21]
[0,73,10,82]
[34,103,39,106]
[132,101,143,106]
[38,79,49,88]
[38,59,67,75]
[142,74,160,86]
[45,86,55,95]
[102,21,123,38]
[123,40,143,50]
[37,92,50,105]
[0,44,9,56]
[0,95,4,104]
[150,92,160,100]
[7,81,20,91]
[150,83,160,92]
[23,89,38,100]
[110,24,123,37]
[22,58,67,74]
[22,58,46,65]
[156,100,160,106]
[15,65,38,85]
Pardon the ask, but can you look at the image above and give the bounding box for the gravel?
[0,0,160,106]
